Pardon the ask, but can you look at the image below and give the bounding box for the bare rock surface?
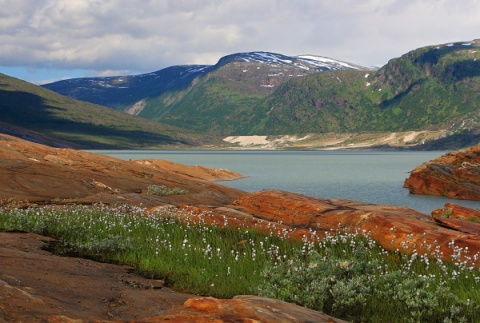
[0,232,194,322]
[432,202,480,222]
[403,145,480,200]
[1,232,346,323]
[0,133,245,207]
[0,134,345,322]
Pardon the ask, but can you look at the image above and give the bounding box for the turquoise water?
[87,150,480,214]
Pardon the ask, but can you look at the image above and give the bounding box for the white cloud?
[1,0,480,82]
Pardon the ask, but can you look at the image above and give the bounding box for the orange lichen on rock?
[232,190,480,267]
[128,296,347,323]
[432,202,480,222]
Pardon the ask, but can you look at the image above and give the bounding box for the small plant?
[147,184,188,196]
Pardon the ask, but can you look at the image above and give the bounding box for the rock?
[0,133,245,207]
[0,232,194,323]
[3,133,480,321]
[432,203,480,222]
[230,190,480,267]
[403,146,480,200]
[128,296,347,323]
[1,231,345,322]
[433,217,480,235]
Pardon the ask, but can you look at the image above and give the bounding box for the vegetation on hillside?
[0,73,212,148]
[253,41,480,135]
[5,40,480,149]
[137,40,480,141]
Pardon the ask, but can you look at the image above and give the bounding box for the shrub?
[257,232,480,322]
[147,184,188,196]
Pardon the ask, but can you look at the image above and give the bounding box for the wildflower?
[339,261,350,270]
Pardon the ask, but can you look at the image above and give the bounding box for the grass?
[1,204,479,322]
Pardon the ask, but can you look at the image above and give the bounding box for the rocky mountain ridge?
[42,51,373,135]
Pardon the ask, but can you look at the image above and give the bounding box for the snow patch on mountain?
[296,55,366,70]
[230,51,369,72]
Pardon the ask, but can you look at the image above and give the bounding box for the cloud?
[1,0,480,81]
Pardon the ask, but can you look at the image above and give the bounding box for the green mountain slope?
[43,52,369,136]
[253,40,480,135]
[252,69,373,134]
[0,73,209,148]
[141,64,271,134]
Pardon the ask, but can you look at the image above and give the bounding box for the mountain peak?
[215,51,368,72]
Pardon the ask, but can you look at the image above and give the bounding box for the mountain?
[0,73,215,149]
[43,52,370,134]
[252,40,480,139]
[42,65,213,110]
[42,42,480,149]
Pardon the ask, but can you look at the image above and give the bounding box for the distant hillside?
[0,73,213,149]
[253,40,480,138]
[42,65,213,110]
[43,52,370,135]
[41,42,480,149]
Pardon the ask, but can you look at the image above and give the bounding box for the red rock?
[4,133,480,321]
[0,133,245,207]
[403,146,480,200]
[128,296,347,323]
[432,203,480,222]
[433,216,480,235]
[231,190,480,267]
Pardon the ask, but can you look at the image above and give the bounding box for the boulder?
[403,146,480,200]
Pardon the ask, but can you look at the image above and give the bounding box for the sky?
[1,0,479,85]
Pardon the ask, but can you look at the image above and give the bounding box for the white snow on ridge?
[185,65,210,73]
[297,55,363,70]
[236,51,368,72]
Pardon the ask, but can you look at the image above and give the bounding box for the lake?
[87,150,480,214]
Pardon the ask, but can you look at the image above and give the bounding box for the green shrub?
[147,184,188,196]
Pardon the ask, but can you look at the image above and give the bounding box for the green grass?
[1,204,479,322]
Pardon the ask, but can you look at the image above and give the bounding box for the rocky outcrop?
[0,133,245,207]
[126,296,346,323]
[403,146,480,200]
[228,190,480,267]
[432,202,480,222]
[159,191,480,268]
